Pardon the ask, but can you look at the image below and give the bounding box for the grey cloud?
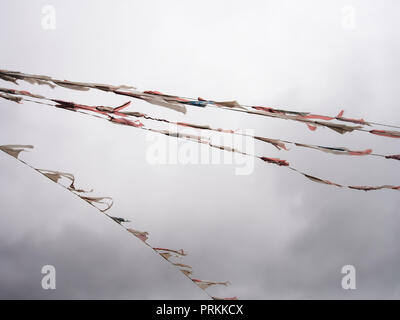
[0,0,399,299]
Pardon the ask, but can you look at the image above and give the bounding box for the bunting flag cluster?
[0,144,237,300]
[3,85,398,162]
[1,69,400,298]
[1,84,399,192]
[1,69,400,137]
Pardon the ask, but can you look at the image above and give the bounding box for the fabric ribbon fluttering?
[0,144,234,300]
[2,86,399,163]
[1,88,399,192]
[1,69,400,136]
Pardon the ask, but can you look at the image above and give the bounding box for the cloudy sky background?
[0,0,400,299]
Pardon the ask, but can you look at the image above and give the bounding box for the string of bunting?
[0,144,236,301]
[1,69,400,138]
[1,88,399,192]
[2,86,398,162]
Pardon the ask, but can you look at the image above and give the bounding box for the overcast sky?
[0,0,400,299]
